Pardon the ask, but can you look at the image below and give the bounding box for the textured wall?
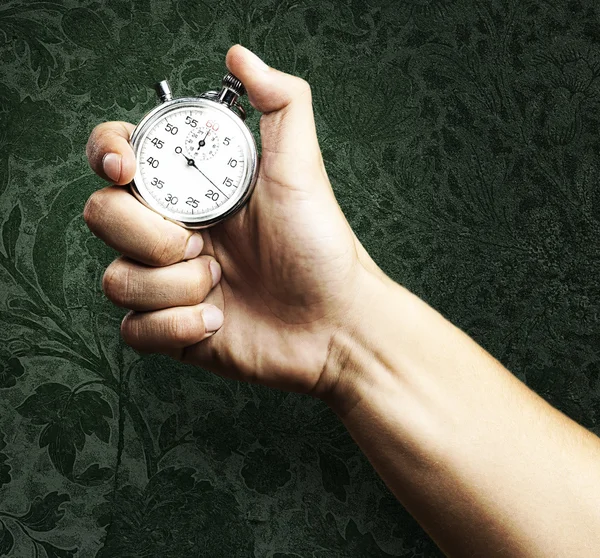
[1,0,599,556]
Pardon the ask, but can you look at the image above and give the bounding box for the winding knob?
[222,73,246,97]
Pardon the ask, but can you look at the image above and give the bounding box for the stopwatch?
[129,73,258,229]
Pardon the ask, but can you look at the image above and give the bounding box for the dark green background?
[1,0,599,556]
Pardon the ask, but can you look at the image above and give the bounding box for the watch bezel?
[129,96,258,229]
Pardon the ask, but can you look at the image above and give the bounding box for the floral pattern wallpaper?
[1,0,599,556]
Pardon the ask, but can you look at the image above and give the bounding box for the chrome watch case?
[128,74,258,229]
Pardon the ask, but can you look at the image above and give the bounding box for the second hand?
[176,148,228,199]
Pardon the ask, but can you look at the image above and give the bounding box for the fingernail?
[240,45,269,71]
[209,260,221,287]
[102,152,122,183]
[184,234,203,260]
[202,306,224,333]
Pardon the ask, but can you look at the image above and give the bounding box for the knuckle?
[101,263,119,301]
[85,136,94,163]
[83,189,109,231]
[86,123,102,151]
[120,313,139,347]
[86,123,110,163]
[102,260,131,307]
[91,122,112,143]
[87,122,131,172]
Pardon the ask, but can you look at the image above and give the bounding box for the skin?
[84,45,600,556]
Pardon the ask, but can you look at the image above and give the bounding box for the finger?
[121,304,224,352]
[84,187,204,266]
[86,121,136,185]
[102,256,221,311]
[225,45,322,167]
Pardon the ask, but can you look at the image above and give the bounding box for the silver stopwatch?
[129,74,258,229]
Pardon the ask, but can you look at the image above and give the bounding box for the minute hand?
[190,162,228,199]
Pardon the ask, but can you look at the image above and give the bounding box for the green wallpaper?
[1,0,599,556]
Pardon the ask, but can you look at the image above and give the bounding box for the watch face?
[130,98,257,228]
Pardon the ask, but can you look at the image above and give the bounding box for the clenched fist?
[84,45,383,402]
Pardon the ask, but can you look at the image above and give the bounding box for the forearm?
[326,272,600,557]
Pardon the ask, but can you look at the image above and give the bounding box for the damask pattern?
[0,0,598,556]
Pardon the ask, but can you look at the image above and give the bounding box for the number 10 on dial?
[129,74,258,229]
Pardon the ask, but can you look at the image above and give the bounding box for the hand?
[83,45,383,399]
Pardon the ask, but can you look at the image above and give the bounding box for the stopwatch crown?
[221,73,246,97]
[154,80,173,103]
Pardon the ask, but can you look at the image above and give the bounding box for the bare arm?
[324,273,600,557]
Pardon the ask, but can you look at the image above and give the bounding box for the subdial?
[185,127,219,161]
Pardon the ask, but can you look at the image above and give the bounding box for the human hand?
[84,45,383,399]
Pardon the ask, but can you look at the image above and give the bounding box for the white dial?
[131,98,256,228]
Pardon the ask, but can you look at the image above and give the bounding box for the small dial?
[185,126,220,161]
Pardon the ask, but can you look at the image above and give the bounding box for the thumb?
[225,45,322,166]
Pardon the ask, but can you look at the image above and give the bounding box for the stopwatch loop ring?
[202,90,247,121]
[232,103,246,121]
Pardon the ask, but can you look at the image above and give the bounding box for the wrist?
[317,267,416,417]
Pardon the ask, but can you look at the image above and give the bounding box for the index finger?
[86,121,136,185]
